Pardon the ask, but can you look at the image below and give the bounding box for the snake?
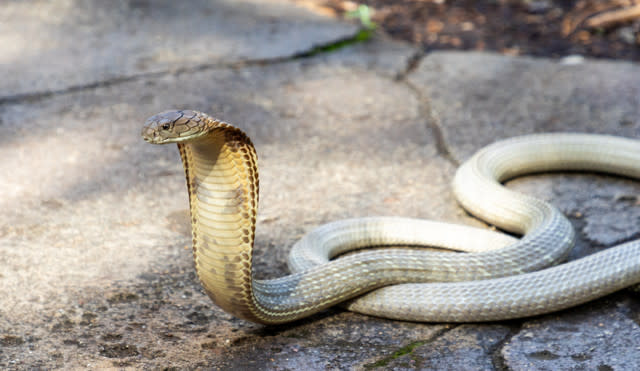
[142,109,640,325]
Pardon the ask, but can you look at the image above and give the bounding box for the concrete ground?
[1,0,639,369]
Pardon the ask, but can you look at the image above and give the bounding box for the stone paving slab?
[2,1,640,370]
[409,52,640,370]
[502,296,640,371]
[410,52,640,162]
[1,37,458,369]
[410,52,640,255]
[0,0,357,99]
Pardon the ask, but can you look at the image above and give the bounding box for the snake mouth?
[142,131,173,144]
[142,129,208,144]
[141,127,171,144]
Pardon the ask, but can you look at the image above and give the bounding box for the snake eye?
[161,123,171,130]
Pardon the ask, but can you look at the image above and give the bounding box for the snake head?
[142,110,209,144]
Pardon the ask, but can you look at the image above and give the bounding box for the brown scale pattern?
[177,143,198,259]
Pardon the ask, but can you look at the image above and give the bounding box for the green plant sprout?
[297,4,376,57]
[346,4,376,31]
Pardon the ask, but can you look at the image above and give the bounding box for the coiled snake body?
[142,110,640,324]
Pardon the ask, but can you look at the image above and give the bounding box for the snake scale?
[142,109,640,325]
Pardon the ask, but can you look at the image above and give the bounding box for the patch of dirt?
[99,343,140,358]
[1,335,25,346]
[304,0,640,61]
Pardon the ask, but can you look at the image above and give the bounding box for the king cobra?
[142,109,640,324]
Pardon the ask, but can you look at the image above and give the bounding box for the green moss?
[296,28,374,58]
[364,340,428,368]
[295,4,376,58]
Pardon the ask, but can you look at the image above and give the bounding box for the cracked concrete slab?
[409,51,640,369]
[0,0,357,99]
[1,36,465,368]
[410,51,640,258]
[502,295,640,370]
[409,52,640,163]
[377,325,514,370]
[2,1,640,369]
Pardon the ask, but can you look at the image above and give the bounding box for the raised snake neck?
[142,109,640,325]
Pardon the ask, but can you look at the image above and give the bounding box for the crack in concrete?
[0,70,168,106]
[395,52,459,167]
[0,30,370,107]
[363,325,457,369]
[394,50,423,82]
[425,102,459,166]
[489,322,523,371]
[628,288,640,328]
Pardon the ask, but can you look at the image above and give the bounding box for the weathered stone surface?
[409,52,640,162]
[502,295,640,370]
[377,324,514,370]
[411,51,640,370]
[220,315,448,370]
[0,32,462,368]
[0,0,358,98]
[506,174,640,260]
[411,51,640,258]
[2,1,640,369]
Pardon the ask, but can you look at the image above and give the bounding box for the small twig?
[562,0,634,35]
[585,4,640,29]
